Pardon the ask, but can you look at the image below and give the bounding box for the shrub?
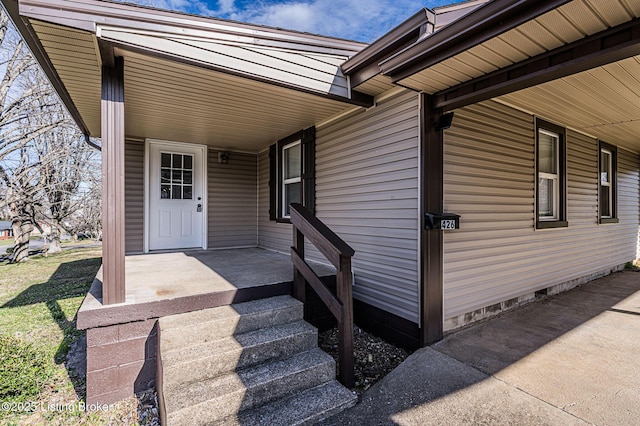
[0,334,51,405]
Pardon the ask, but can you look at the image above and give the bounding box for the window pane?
[184,155,193,170]
[284,143,301,180]
[538,132,557,174]
[161,185,171,199]
[600,151,611,184]
[172,154,182,169]
[183,185,193,200]
[171,185,181,199]
[161,153,171,168]
[172,170,182,183]
[161,168,171,183]
[538,177,555,218]
[284,182,301,215]
[600,186,611,217]
[183,171,193,185]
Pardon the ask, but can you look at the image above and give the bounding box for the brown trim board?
[420,93,444,346]
[343,8,435,88]
[77,278,292,330]
[101,56,126,304]
[434,16,640,110]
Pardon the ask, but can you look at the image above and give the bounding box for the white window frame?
[600,148,613,219]
[281,140,301,218]
[538,129,560,221]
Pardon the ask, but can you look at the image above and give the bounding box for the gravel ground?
[318,325,411,396]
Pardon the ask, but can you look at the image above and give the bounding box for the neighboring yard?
[0,248,152,425]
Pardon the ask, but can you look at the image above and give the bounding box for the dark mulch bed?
[318,325,411,396]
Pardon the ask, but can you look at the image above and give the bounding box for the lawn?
[0,248,146,425]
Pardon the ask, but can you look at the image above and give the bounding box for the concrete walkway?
[323,270,640,425]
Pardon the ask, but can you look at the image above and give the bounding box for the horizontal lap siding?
[257,150,291,253]
[315,91,420,323]
[443,100,640,320]
[208,150,258,248]
[125,139,144,254]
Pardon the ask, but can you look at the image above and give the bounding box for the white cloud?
[227,0,425,42]
[117,0,456,42]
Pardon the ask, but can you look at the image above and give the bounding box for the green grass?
[0,248,143,424]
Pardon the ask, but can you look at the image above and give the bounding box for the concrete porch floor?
[77,247,335,329]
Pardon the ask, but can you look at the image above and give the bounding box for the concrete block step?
[222,380,358,426]
[165,348,336,425]
[162,320,317,388]
[159,295,303,352]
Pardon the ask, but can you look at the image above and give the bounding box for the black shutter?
[301,126,316,214]
[269,143,277,220]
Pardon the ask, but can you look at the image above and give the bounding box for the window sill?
[275,218,292,224]
[599,218,619,224]
[536,220,568,229]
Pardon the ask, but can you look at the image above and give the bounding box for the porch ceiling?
[14,0,372,152]
[392,0,640,93]
[117,48,353,151]
[497,56,640,153]
[382,0,640,152]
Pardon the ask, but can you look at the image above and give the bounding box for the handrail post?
[293,226,306,303]
[337,254,355,388]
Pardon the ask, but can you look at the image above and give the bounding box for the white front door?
[148,141,206,251]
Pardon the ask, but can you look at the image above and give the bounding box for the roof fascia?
[433,16,640,110]
[20,0,366,56]
[342,8,435,75]
[0,0,91,136]
[380,0,573,83]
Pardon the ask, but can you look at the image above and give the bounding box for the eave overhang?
[341,8,435,88]
[379,0,573,82]
[2,0,376,145]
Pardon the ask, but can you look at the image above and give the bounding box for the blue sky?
[121,0,465,42]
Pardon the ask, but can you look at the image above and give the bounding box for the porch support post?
[101,56,126,305]
[420,93,444,345]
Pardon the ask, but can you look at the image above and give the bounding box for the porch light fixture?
[435,112,454,131]
[218,152,230,164]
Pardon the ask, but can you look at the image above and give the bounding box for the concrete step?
[223,380,358,426]
[159,295,303,352]
[165,348,337,425]
[162,320,317,388]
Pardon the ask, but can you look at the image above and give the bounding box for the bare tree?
[0,9,99,261]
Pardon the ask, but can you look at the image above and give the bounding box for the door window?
[160,152,194,200]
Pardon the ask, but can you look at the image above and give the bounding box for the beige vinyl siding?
[125,139,144,254]
[257,90,421,323]
[257,150,291,253]
[315,90,420,323]
[443,100,640,320]
[207,150,258,248]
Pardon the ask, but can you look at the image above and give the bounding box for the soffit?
[398,0,640,93]
[117,48,352,151]
[498,55,640,153]
[355,74,395,96]
[30,20,102,135]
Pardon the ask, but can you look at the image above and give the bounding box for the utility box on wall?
[425,212,461,230]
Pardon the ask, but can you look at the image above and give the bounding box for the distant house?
[3,0,639,415]
[0,221,12,241]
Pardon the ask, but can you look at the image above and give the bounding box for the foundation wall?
[85,319,158,405]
